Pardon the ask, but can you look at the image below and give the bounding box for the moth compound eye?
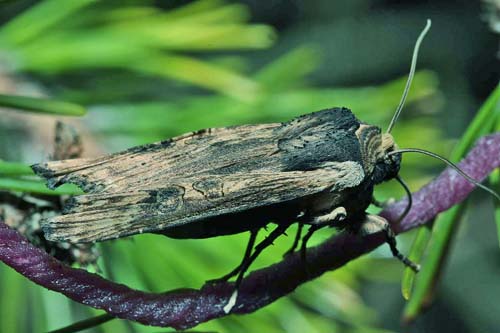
[388,152,402,165]
[383,152,395,164]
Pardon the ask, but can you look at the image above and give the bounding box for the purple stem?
[0,133,499,330]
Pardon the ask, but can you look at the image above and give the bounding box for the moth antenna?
[389,148,500,201]
[395,175,413,223]
[387,19,432,133]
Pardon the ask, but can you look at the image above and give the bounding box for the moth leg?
[299,206,347,274]
[299,224,325,277]
[283,222,304,257]
[310,206,346,226]
[359,214,420,272]
[208,229,259,284]
[236,223,290,287]
[224,223,291,313]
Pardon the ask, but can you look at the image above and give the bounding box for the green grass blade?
[122,23,276,51]
[0,94,86,116]
[255,46,320,91]
[0,0,95,46]
[160,0,226,21]
[402,84,500,321]
[401,224,432,300]
[0,266,27,333]
[0,178,83,195]
[452,84,500,156]
[0,160,35,176]
[29,282,48,332]
[403,205,464,322]
[135,54,259,101]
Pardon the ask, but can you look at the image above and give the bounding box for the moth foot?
[223,290,238,314]
[358,214,420,272]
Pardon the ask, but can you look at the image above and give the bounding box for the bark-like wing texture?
[43,165,364,242]
[32,123,283,194]
[33,108,366,242]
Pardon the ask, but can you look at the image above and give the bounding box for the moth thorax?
[380,133,397,155]
[371,132,401,184]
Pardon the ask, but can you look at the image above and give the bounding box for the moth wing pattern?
[33,108,363,195]
[43,165,364,242]
[32,123,283,194]
[33,108,367,243]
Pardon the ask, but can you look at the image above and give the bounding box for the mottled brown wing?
[32,123,283,194]
[34,108,367,243]
[43,164,364,242]
[32,108,364,194]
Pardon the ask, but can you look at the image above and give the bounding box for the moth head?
[371,132,401,184]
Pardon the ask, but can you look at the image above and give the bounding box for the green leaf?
[134,54,260,101]
[0,160,34,176]
[159,0,229,22]
[452,84,500,156]
[91,70,438,138]
[0,0,96,46]
[401,224,432,300]
[0,266,27,332]
[108,12,275,50]
[2,1,275,101]
[255,46,321,91]
[0,94,86,116]
[0,178,83,195]
[402,84,500,322]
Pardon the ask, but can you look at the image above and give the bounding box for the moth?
[32,20,461,312]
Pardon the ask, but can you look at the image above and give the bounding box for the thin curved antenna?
[388,148,500,201]
[395,175,413,223]
[387,19,432,133]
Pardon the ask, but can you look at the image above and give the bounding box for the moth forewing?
[36,110,369,243]
[33,122,283,194]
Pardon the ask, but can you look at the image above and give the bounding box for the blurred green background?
[0,1,498,332]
